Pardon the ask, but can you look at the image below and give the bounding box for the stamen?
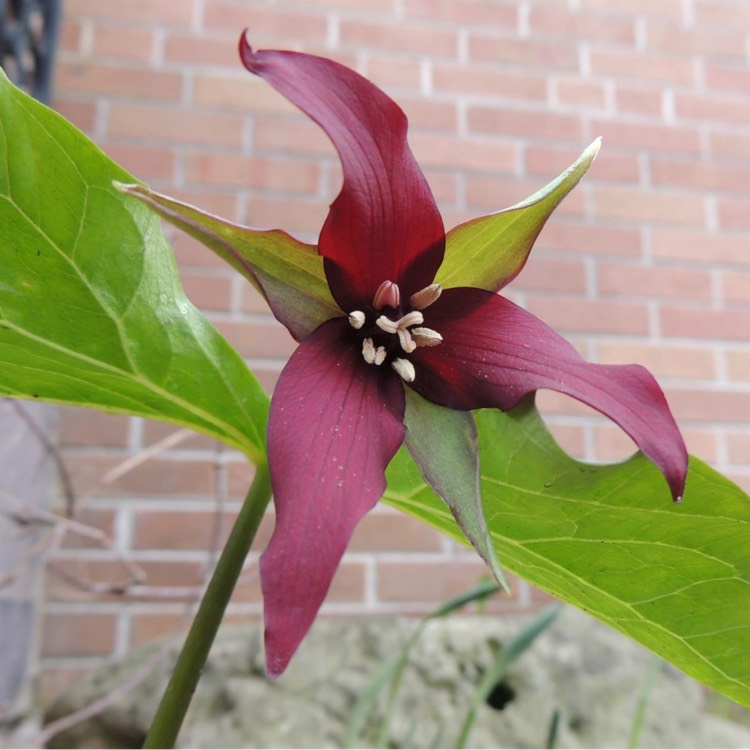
[392,358,416,383]
[362,338,386,365]
[348,310,366,329]
[411,327,443,347]
[373,280,400,310]
[409,283,442,311]
[397,328,417,354]
[375,311,424,334]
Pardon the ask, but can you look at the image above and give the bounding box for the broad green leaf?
[384,398,750,707]
[0,70,268,462]
[403,389,508,591]
[437,138,601,291]
[118,184,338,341]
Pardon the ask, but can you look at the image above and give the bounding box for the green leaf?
[437,138,601,291]
[403,389,508,591]
[117,184,339,341]
[0,70,268,462]
[384,398,750,707]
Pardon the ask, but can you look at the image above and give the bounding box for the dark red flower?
[239,35,688,677]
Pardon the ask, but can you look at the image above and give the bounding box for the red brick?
[133,510,236,550]
[597,341,716,380]
[164,33,239,68]
[468,34,578,69]
[243,284,272,314]
[590,49,696,85]
[598,263,712,301]
[409,132,519,174]
[57,61,183,101]
[192,74,296,114]
[108,103,245,148]
[423,170,460,205]
[340,20,458,57]
[651,157,750,195]
[526,144,640,183]
[58,407,131,448]
[710,132,750,161]
[544,423,586,459]
[527,297,650,335]
[66,0,194,25]
[727,432,750,465]
[64,453,216,497]
[591,119,701,154]
[398,98,457,132]
[130,612,185,646]
[103,143,176,182]
[652,228,750,266]
[694,0,750,27]
[213,319,297,360]
[467,106,584,142]
[38,668,88,709]
[181,272,234,312]
[349,510,443,552]
[246,196,327,235]
[646,21,746,59]
[726,349,750,381]
[665,388,750,423]
[59,507,118,550]
[42,612,116,657]
[536,221,642,258]
[377,559,508,603]
[364,55,423,92]
[254,117,335,157]
[185,153,320,193]
[92,24,157,62]
[405,0,518,27]
[59,19,84,53]
[466,175,585,216]
[204,4,328,43]
[614,84,663,117]
[51,99,97,132]
[554,77,608,111]
[592,186,705,226]
[706,63,750,93]
[722,271,750,305]
[718,198,750,231]
[661,306,750,341]
[530,6,635,44]
[512,259,588,294]
[675,92,750,127]
[580,0,683,16]
[431,64,547,102]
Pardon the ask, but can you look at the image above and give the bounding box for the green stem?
[143,462,272,749]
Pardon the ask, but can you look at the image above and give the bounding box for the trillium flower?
[123,35,688,678]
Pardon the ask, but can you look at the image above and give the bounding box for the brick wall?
[37,0,750,704]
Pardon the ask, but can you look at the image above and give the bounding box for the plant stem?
[142,462,272,749]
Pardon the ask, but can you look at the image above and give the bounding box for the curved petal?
[239,34,445,312]
[263,318,406,676]
[410,289,688,502]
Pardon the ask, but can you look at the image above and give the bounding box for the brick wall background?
[30,0,750,706]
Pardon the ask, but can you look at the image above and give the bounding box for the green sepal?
[437,138,601,291]
[117,184,339,341]
[0,69,268,462]
[385,397,750,708]
[403,389,509,592]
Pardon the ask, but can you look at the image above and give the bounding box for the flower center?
[347,280,443,382]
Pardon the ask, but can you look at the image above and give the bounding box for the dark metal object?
[0,0,62,103]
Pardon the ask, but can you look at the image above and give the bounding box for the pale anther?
[376,311,424,334]
[392,358,416,383]
[411,327,443,347]
[348,310,365,329]
[373,280,400,311]
[409,283,442,311]
[362,338,386,366]
[397,328,417,354]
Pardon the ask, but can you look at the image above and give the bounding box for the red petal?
[411,289,688,501]
[239,34,444,312]
[263,318,406,676]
